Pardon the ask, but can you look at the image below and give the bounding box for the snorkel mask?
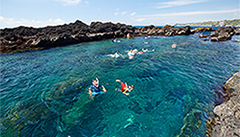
[125,82,133,91]
[92,78,99,87]
[128,86,133,91]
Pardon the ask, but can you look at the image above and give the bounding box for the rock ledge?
[206,71,240,137]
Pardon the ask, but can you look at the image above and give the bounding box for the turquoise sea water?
[1,34,239,137]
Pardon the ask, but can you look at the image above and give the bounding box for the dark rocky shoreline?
[1,20,239,53]
[206,71,240,137]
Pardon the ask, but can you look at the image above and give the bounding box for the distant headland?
[175,19,240,27]
[0,20,240,53]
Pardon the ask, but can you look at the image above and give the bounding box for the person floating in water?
[114,50,122,59]
[88,78,107,98]
[130,43,133,47]
[115,79,134,96]
[138,48,148,54]
[172,44,177,48]
[133,49,138,54]
[127,33,131,38]
[112,38,117,43]
[112,38,121,43]
[128,49,135,59]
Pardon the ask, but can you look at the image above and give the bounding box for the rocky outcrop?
[193,27,216,32]
[134,25,195,36]
[198,26,238,42]
[196,26,240,42]
[1,20,239,53]
[0,20,135,53]
[210,26,236,42]
[206,71,240,137]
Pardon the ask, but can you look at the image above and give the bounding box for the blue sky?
[0,0,239,28]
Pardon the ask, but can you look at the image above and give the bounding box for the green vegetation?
[175,19,240,26]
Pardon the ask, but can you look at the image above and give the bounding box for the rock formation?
[0,20,239,53]
[0,20,135,53]
[206,71,240,137]
[210,26,237,42]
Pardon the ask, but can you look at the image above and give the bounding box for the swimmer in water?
[172,44,177,48]
[88,78,107,98]
[112,38,117,43]
[128,49,135,59]
[115,79,134,96]
[133,49,138,54]
[138,48,149,54]
[114,50,122,59]
[130,43,133,47]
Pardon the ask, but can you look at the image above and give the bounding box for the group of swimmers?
[127,48,149,59]
[88,78,134,98]
[88,40,152,98]
[113,48,150,59]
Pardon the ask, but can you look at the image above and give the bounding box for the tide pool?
[1,34,239,137]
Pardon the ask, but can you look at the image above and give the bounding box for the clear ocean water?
[1,33,239,137]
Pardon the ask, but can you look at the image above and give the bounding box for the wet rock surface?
[207,71,240,137]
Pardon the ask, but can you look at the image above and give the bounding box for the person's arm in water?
[88,87,92,97]
[101,85,107,93]
[122,89,129,95]
[116,79,122,84]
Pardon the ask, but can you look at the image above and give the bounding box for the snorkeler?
[127,33,131,38]
[128,49,135,59]
[88,78,107,98]
[133,49,138,54]
[130,43,133,47]
[114,50,122,59]
[115,79,134,96]
[138,48,149,54]
[112,38,117,43]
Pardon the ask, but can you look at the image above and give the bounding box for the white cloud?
[115,11,127,16]
[156,0,207,9]
[121,11,127,15]
[136,18,145,22]
[139,9,240,17]
[55,0,81,5]
[84,0,89,4]
[130,12,136,16]
[131,9,240,25]
[0,16,66,28]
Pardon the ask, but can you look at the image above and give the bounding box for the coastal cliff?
[207,71,240,137]
[0,20,239,53]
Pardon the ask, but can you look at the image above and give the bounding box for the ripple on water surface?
[0,35,239,136]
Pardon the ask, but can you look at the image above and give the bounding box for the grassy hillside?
[175,19,240,26]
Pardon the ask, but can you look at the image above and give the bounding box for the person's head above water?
[92,78,99,87]
[128,85,134,91]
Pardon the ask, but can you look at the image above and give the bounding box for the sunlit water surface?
[1,34,239,137]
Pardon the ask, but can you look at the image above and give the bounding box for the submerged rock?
[176,109,202,137]
[1,100,52,136]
